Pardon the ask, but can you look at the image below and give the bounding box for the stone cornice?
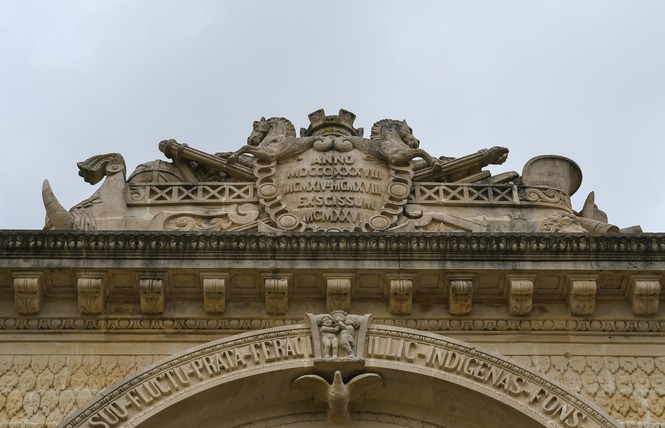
[2,231,663,326]
[2,230,665,264]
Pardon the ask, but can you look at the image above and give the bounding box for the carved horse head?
[246,117,297,147]
[397,120,420,149]
[370,119,433,166]
[371,119,420,148]
[247,117,271,146]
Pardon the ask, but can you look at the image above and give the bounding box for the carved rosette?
[254,145,413,232]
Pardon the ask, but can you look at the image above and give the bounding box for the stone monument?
[42,108,632,234]
[0,108,662,428]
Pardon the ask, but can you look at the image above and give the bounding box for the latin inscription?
[87,336,311,428]
[279,152,387,227]
[367,336,589,428]
[80,331,602,428]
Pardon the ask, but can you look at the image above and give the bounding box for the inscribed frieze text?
[85,335,311,428]
[367,335,591,428]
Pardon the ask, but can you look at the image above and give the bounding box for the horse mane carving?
[249,117,297,145]
[366,119,436,166]
[228,117,325,163]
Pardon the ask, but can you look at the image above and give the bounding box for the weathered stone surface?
[264,277,288,315]
[76,273,105,314]
[629,278,661,315]
[447,277,473,315]
[12,273,42,315]
[505,276,534,316]
[388,278,413,314]
[41,109,635,234]
[1,108,661,428]
[201,276,226,313]
[567,277,598,315]
[326,277,351,313]
[138,277,164,314]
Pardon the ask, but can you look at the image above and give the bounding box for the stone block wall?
[1,350,664,427]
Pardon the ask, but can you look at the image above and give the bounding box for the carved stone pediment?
[41,108,639,234]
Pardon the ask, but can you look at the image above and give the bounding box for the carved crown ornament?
[40,108,640,234]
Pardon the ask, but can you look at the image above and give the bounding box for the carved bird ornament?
[292,371,383,424]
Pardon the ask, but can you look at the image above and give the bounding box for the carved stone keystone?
[567,277,597,316]
[201,276,226,314]
[264,277,288,315]
[505,276,534,316]
[12,273,43,315]
[307,312,371,363]
[388,278,413,315]
[447,277,474,315]
[326,277,352,312]
[76,273,106,314]
[139,277,164,314]
[629,278,660,315]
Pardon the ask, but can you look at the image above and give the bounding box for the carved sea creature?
[292,371,383,424]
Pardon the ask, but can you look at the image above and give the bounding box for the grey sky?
[1,1,664,231]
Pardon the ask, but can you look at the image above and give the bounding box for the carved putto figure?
[308,311,370,361]
[41,108,639,234]
[334,311,360,357]
[316,311,361,359]
[318,314,340,358]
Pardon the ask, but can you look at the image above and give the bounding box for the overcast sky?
[1,1,664,231]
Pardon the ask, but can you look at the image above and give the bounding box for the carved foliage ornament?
[12,274,42,315]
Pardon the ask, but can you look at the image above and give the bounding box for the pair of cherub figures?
[319,311,360,359]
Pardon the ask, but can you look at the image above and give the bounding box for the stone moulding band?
[57,323,620,428]
[1,316,664,334]
[2,231,665,258]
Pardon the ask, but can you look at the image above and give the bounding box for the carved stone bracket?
[567,276,597,316]
[139,276,164,314]
[325,276,352,313]
[76,273,106,314]
[12,273,43,315]
[628,277,661,315]
[264,277,289,315]
[387,276,413,315]
[446,276,474,316]
[201,275,226,314]
[504,275,534,316]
